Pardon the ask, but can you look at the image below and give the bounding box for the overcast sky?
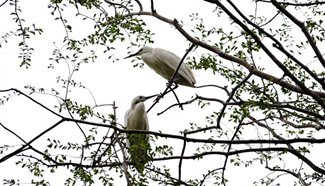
[1,0,319,185]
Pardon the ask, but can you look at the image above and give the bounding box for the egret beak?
[124,51,139,59]
[144,94,158,100]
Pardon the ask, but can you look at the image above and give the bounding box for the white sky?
[0,0,323,185]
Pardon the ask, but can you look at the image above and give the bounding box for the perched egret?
[125,46,196,87]
[124,95,154,173]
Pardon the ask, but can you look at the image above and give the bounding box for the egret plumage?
[124,95,154,173]
[125,46,196,87]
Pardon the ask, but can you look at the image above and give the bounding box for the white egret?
[125,46,196,87]
[124,95,155,173]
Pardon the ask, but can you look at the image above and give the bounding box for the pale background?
[0,0,320,185]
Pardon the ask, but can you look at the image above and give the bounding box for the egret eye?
[134,96,144,104]
[138,96,145,102]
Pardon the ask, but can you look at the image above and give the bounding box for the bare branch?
[257,0,325,6]
[279,117,325,130]
[146,166,191,186]
[178,133,187,181]
[266,166,309,186]
[0,88,63,118]
[133,0,143,12]
[221,119,244,185]
[0,119,65,163]
[203,0,325,110]
[58,117,325,145]
[226,0,325,89]
[0,0,9,7]
[151,147,325,174]
[216,68,254,128]
[112,101,132,185]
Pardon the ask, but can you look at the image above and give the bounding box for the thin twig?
[134,0,143,12]
[216,68,254,128]
[150,147,325,174]
[178,133,187,181]
[150,0,155,12]
[0,0,9,7]
[228,0,325,90]
[211,0,325,109]
[221,119,244,185]
[270,0,325,68]
[257,0,325,6]
[157,95,198,115]
[0,88,63,118]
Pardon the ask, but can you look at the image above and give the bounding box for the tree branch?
[271,0,325,68]
[216,68,254,128]
[0,88,63,118]
[0,118,65,163]
[258,0,325,7]
[226,0,325,90]
[202,0,325,110]
[123,11,325,98]
[150,147,325,174]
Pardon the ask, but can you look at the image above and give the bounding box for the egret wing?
[124,106,150,174]
[124,109,132,128]
[154,48,196,86]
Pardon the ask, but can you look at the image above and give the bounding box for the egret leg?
[146,80,183,113]
[167,82,184,110]
[169,75,185,110]
[165,81,177,94]
[153,81,177,102]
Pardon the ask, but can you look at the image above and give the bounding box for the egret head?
[130,94,156,108]
[124,46,153,59]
